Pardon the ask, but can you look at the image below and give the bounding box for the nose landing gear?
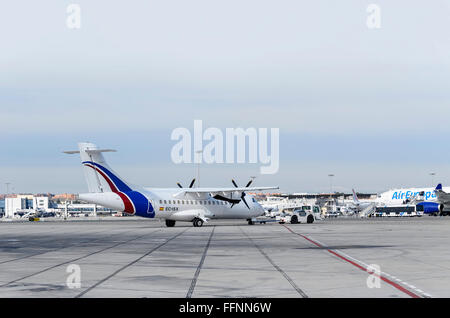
[193,218,204,227]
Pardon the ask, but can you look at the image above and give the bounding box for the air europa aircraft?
[376,185,450,215]
[64,143,278,227]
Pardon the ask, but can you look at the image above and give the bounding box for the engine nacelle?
[416,202,440,214]
[440,204,445,213]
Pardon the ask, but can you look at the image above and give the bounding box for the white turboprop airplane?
[65,142,279,227]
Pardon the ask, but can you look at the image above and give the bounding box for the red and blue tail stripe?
[82,161,132,192]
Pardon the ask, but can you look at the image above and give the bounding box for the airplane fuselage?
[377,187,450,205]
[79,188,265,223]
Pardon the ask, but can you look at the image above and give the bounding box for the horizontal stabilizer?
[65,142,131,193]
[64,149,116,154]
[85,149,117,154]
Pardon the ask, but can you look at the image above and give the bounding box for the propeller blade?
[242,196,250,209]
[189,178,196,188]
[232,179,238,188]
[213,194,240,204]
[245,180,253,187]
[177,182,183,188]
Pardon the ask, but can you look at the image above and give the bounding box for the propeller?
[230,179,253,209]
[177,178,196,188]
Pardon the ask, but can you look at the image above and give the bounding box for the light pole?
[5,183,10,196]
[430,172,436,187]
[328,174,334,194]
[195,150,203,188]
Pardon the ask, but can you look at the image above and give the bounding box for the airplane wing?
[435,184,450,204]
[172,186,279,199]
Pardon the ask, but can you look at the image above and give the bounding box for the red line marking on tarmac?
[283,225,422,298]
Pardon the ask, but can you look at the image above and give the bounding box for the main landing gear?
[165,219,176,227]
[165,218,204,227]
[193,218,204,227]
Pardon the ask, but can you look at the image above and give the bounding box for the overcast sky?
[1,1,450,194]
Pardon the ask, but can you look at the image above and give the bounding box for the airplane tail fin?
[436,183,443,192]
[64,142,133,193]
[352,189,359,203]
